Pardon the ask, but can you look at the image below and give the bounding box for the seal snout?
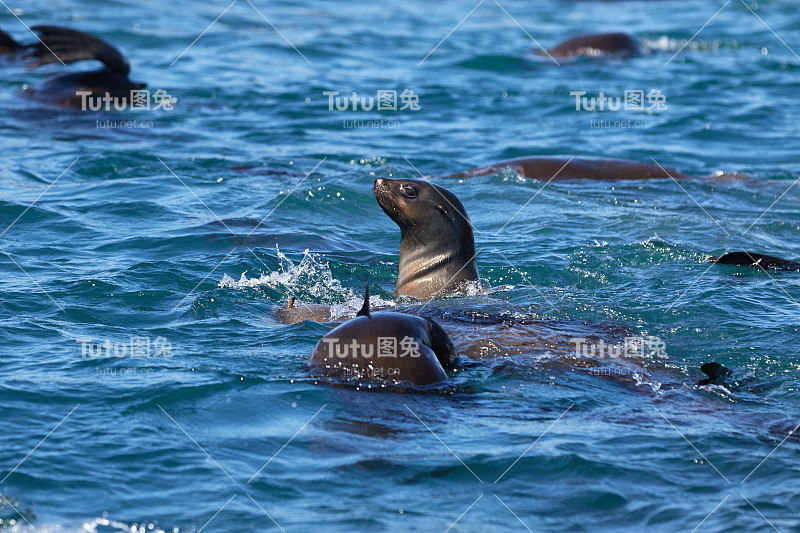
[374,177,397,214]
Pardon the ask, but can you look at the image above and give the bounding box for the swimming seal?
[469,156,685,181]
[712,251,800,272]
[27,26,145,108]
[547,32,642,59]
[308,285,457,385]
[374,177,480,299]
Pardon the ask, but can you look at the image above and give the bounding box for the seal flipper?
[356,283,371,318]
[698,362,730,386]
[28,26,131,75]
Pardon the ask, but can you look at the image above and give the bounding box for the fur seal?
[26,26,145,108]
[546,32,642,59]
[374,177,480,299]
[469,156,685,181]
[308,285,457,385]
[712,251,800,272]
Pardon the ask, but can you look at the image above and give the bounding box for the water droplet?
[761,47,768,55]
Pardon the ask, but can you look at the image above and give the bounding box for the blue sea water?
[1,0,799,531]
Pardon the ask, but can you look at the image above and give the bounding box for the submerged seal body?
[26,26,145,108]
[470,156,685,181]
[547,32,642,59]
[308,286,457,385]
[274,297,332,324]
[374,177,480,299]
[712,252,800,271]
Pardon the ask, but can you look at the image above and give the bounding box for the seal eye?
[400,184,417,199]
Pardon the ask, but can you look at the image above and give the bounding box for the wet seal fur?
[546,32,642,59]
[698,362,731,386]
[0,27,24,55]
[469,156,685,181]
[712,251,800,272]
[275,296,332,323]
[308,285,457,385]
[26,26,145,108]
[374,177,480,299]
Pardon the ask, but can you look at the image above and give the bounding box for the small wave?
[329,295,395,320]
[0,516,171,533]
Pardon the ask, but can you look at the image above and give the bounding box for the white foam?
[219,246,351,302]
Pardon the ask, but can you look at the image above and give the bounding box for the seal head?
[374,177,480,299]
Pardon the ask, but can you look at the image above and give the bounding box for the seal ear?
[356,282,371,319]
[437,204,454,220]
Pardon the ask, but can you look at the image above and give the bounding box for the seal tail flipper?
[286,297,295,309]
[0,27,22,50]
[27,26,131,75]
[356,282,371,318]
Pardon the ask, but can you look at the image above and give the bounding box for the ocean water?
[1,0,799,531]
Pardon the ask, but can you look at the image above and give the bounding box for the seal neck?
[397,228,479,299]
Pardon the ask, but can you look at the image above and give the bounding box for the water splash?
[219,246,352,303]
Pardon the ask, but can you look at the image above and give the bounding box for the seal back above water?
[308,286,457,385]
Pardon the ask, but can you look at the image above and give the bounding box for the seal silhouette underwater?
[308,285,458,385]
[24,26,145,108]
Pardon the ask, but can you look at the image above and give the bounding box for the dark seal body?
[26,26,145,108]
[713,252,800,271]
[548,32,642,59]
[309,312,457,385]
[374,177,480,299]
[32,69,146,108]
[0,27,22,55]
[470,156,685,181]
